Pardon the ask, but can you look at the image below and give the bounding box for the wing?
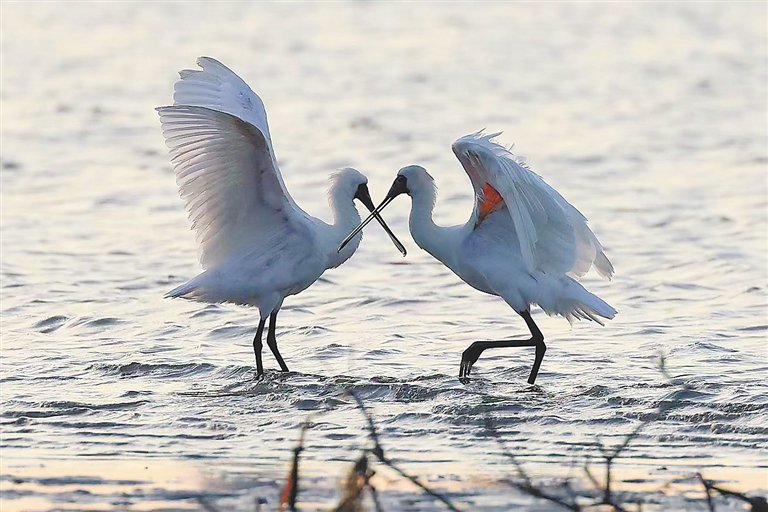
[174,57,272,149]
[157,105,310,268]
[172,56,297,205]
[452,131,614,280]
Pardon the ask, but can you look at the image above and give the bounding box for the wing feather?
[171,57,304,211]
[157,105,307,268]
[452,132,613,279]
[173,57,273,149]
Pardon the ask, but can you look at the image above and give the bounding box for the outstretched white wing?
[172,56,299,206]
[174,57,272,147]
[452,131,613,280]
[157,105,310,268]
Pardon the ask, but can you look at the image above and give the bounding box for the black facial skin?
[387,174,409,199]
[353,183,376,211]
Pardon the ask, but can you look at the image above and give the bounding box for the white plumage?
[158,57,404,377]
[449,132,615,323]
[159,105,305,269]
[453,132,614,281]
[340,131,616,383]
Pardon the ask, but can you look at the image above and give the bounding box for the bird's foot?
[255,370,266,382]
[458,342,483,384]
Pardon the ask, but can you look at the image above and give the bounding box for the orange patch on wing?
[478,183,504,222]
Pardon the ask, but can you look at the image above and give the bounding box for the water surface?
[2,2,766,510]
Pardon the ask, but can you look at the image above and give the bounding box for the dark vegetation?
[201,356,767,512]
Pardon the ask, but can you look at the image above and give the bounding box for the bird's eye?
[396,175,406,183]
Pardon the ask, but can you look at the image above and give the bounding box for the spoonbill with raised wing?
[157,57,405,378]
[340,132,615,384]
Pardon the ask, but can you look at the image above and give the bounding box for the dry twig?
[479,354,763,512]
[348,390,463,512]
[279,419,312,512]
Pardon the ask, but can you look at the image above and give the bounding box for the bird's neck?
[408,187,458,267]
[326,191,362,269]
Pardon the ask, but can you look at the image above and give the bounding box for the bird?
[339,131,616,384]
[157,57,406,378]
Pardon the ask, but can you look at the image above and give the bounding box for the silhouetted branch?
[333,452,374,512]
[347,390,462,512]
[279,419,312,512]
[482,417,533,486]
[481,353,734,512]
[507,478,584,510]
[197,497,221,512]
[366,472,384,512]
[593,420,647,511]
[583,459,601,491]
[484,417,581,510]
[697,473,716,512]
[696,473,768,512]
[200,353,767,511]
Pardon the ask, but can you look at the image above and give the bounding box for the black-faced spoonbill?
[340,132,615,384]
[157,57,406,378]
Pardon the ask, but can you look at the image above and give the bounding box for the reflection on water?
[1,2,766,510]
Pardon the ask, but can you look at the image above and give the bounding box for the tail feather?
[563,291,616,325]
[534,275,616,325]
[564,298,616,325]
[165,280,199,299]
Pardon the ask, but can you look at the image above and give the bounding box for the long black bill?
[340,178,407,254]
[350,184,407,256]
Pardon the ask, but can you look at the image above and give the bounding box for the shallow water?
[1,2,766,511]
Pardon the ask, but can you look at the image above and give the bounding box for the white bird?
[340,131,616,384]
[157,57,405,378]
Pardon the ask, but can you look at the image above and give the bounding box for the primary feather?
[174,57,273,153]
[173,57,302,207]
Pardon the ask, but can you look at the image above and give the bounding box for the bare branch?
[482,417,532,486]
[279,419,312,512]
[347,390,462,512]
[501,478,582,511]
[367,480,384,512]
[333,452,373,512]
[583,459,601,490]
[197,497,221,512]
[696,472,768,512]
[482,418,582,510]
[697,473,716,512]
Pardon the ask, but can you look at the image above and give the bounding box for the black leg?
[267,310,289,372]
[253,317,267,379]
[459,310,546,385]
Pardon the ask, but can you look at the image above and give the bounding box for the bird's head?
[390,165,434,199]
[331,167,407,256]
[330,167,375,210]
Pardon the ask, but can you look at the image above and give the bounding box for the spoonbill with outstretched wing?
[158,57,405,378]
